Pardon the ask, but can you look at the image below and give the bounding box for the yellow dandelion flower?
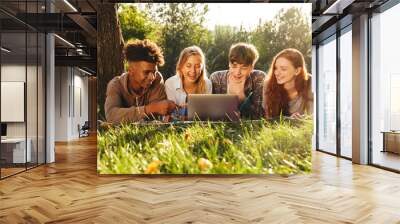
[184,131,192,141]
[198,158,213,171]
[145,159,161,174]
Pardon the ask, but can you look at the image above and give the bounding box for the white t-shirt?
[165,74,212,107]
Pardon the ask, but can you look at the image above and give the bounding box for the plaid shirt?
[209,70,266,120]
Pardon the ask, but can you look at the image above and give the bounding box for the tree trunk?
[97,3,124,121]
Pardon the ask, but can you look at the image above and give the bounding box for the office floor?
[0,167,25,177]
[1,162,44,178]
[0,136,400,223]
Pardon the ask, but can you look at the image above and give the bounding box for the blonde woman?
[165,46,212,112]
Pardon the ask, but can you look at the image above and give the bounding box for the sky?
[204,3,311,30]
[131,3,311,31]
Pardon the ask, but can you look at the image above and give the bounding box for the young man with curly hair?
[105,39,176,124]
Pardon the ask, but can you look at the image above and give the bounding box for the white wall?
[54,67,89,141]
[1,64,43,137]
[55,66,69,141]
[1,63,46,164]
[72,72,89,138]
[1,64,26,138]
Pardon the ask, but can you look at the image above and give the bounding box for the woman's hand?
[162,115,171,123]
[290,112,304,119]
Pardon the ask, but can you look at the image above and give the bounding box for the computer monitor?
[1,123,7,137]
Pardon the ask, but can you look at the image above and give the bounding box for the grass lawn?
[97,118,313,175]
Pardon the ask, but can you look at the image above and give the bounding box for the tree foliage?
[117,4,311,78]
[206,25,250,74]
[268,8,312,72]
[118,4,159,42]
[147,3,211,78]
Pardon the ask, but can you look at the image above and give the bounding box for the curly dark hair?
[123,39,165,66]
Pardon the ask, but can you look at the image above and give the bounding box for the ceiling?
[310,0,390,43]
[0,0,97,75]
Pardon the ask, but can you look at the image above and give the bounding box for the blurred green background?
[118,3,311,78]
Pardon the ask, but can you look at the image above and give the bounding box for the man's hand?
[227,71,246,101]
[145,100,177,116]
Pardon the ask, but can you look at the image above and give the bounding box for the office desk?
[1,138,31,164]
[382,131,400,154]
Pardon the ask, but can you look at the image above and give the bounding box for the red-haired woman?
[263,48,313,119]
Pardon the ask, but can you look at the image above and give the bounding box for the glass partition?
[1,26,28,178]
[0,0,46,179]
[317,35,337,155]
[339,26,352,158]
[370,3,400,171]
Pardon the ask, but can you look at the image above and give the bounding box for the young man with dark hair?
[210,43,266,119]
[105,39,176,124]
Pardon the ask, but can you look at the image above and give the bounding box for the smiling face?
[180,54,203,84]
[228,62,253,83]
[273,57,300,85]
[128,61,157,92]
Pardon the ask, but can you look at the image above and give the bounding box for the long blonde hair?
[176,46,207,93]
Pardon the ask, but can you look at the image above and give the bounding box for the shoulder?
[307,74,313,86]
[210,70,228,80]
[205,77,212,87]
[250,70,267,80]
[107,73,125,91]
[165,75,180,89]
[250,70,266,89]
[109,73,124,84]
[306,74,314,99]
[165,74,179,84]
[203,78,212,93]
[150,71,166,88]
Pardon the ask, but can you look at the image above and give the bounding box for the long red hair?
[264,48,311,118]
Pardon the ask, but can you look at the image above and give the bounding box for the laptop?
[187,94,240,121]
